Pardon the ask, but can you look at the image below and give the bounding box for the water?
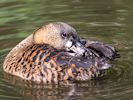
[0,0,133,100]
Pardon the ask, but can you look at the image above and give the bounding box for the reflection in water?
[0,0,133,100]
[1,73,114,100]
[3,72,133,100]
[3,73,85,100]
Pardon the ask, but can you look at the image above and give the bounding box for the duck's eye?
[62,33,67,38]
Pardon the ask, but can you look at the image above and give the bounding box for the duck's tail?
[80,39,120,60]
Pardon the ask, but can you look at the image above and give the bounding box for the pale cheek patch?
[65,41,72,48]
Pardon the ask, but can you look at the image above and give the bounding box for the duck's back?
[3,43,59,83]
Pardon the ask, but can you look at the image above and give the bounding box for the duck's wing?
[55,51,111,71]
[80,39,120,60]
[54,51,111,81]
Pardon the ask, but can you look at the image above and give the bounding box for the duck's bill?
[65,40,86,56]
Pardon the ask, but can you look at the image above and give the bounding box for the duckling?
[3,22,119,84]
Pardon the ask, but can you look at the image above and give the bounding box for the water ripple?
[87,22,125,27]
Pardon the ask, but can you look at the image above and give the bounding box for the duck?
[3,22,119,84]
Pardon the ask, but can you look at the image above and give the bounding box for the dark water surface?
[0,0,133,100]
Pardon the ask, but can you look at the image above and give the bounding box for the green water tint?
[0,0,133,100]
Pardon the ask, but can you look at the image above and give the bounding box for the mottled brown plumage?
[3,22,119,84]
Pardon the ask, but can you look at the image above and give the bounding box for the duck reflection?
[3,72,109,100]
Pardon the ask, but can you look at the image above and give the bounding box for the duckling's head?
[33,22,86,56]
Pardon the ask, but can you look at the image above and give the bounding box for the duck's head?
[33,22,86,56]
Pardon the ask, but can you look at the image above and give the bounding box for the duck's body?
[3,22,118,84]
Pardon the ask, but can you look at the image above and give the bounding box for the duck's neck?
[5,34,34,59]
